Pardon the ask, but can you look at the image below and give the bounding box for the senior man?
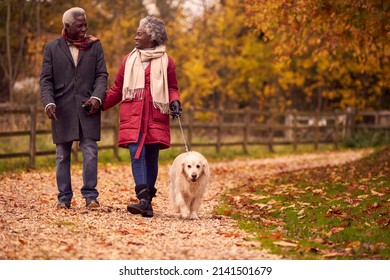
[40,7,108,209]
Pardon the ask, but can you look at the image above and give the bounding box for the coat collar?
[57,36,87,66]
[57,37,74,65]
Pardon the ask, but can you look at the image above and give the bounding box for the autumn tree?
[94,0,147,83]
[2,0,388,112]
[0,0,148,103]
[172,0,276,111]
[0,0,39,103]
[244,0,390,111]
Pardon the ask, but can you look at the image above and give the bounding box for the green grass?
[216,146,390,259]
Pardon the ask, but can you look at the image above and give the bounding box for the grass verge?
[215,146,390,259]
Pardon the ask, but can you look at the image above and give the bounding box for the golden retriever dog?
[169,151,210,219]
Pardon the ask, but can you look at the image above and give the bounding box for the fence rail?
[0,104,119,166]
[170,108,390,153]
[1,104,389,167]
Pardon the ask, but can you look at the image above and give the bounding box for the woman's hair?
[139,16,168,46]
[62,7,86,27]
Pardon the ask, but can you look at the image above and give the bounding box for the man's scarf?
[122,45,169,114]
[62,29,99,51]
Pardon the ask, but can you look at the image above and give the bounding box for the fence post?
[216,107,223,153]
[267,110,274,152]
[243,107,249,154]
[345,107,356,140]
[333,110,340,150]
[29,105,37,167]
[292,109,298,151]
[314,110,319,150]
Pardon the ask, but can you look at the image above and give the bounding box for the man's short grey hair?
[139,16,168,46]
[62,7,86,27]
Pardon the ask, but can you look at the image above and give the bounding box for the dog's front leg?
[175,193,190,219]
[189,197,201,219]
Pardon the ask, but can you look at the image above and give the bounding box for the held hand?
[46,104,57,120]
[83,98,100,115]
[170,100,182,119]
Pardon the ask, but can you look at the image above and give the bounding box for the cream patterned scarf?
[122,45,169,114]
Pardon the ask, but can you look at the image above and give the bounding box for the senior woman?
[103,16,181,218]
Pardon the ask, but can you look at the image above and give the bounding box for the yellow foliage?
[6,0,389,111]
[194,112,217,122]
[243,0,389,110]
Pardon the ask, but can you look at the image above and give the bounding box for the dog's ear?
[202,160,210,178]
[181,161,187,174]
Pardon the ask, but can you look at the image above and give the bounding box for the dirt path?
[0,149,371,260]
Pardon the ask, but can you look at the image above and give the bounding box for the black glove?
[170,100,182,119]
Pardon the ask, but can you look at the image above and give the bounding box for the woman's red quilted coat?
[102,54,180,152]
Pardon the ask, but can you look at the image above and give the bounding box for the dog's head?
[181,153,209,183]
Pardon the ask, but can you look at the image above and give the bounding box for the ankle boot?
[142,187,157,218]
[127,184,150,216]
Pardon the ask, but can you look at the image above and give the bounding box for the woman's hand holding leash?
[170,100,182,119]
[171,102,189,153]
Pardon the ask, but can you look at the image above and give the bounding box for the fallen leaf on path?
[19,239,27,245]
[328,208,343,215]
[261,218,284,226]
[371,190,385,197]
[118,228,145,235]
[216,229,240,237]
[312,189,324,194]
[254,203,270,210]
[273,241,298,247]
[347,241,361,249]
[375,242,388,249]
[248,194,270,200]
[96,241,113,247]
[323,252,343,258]
[326,227,344,236]
[272,232,282,240]
[267,199,277,205]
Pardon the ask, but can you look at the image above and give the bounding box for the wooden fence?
[0,104,389,167]
[0,104,119,166]
[172,108,390,153]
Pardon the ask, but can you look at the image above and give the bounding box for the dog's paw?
[189,212,199,219]
[180,208,190,219]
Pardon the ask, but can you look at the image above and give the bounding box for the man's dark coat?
[40,36,108,144]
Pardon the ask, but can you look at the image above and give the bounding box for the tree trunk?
[6,0,14,103]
